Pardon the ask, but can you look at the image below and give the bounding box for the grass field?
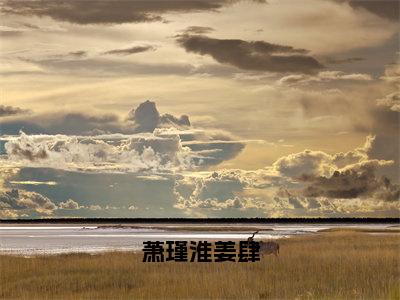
[0,232,399,299]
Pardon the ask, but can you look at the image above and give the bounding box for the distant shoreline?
[1,217,399,225]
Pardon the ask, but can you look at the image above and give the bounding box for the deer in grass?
[247,230,280,257]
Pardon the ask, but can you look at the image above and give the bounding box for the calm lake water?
[0,223,396,255]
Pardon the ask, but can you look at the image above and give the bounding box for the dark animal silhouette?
[259,241,280,256]
[247,230,259,244]
[247,231,280,256]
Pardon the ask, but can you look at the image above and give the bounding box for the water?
[0,223,395,255]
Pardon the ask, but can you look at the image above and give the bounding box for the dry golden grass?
[0,232,399,299]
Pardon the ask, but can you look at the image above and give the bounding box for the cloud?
[337,0,400,21]
[59,198,81,210]
[20,57,195,77]
[377,91,400,112]
[300,160,399,201]
[176,34,324,74]
[325,57,364,64]
[103,45,156,56]
[0,101,245,171]
[0,26,23,37]
[270,136,373,178]
[88,204,102,211]
[272,150,334,178]
[127,100,161,132]
[0,105,30,117]
[364,64,400,181]
[181,26,215,35]
[128,204,138,211]
[173,172,256,212]
[376,64,400,112]
[128,100,191,132]
[0,188,57,215]
[173,167,288,213]
[1,134,398,218]
[273,189,400,217]
[277,71,372,86]
[3,132,194,173]
[272,136,398,201]
[0,111,124,135]
[68,51,87,58]
[2,129,247,172]
[173,135,398,216]
[0,0,256,24]
[9,180,57,186]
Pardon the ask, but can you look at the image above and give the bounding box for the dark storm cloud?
[300,164,400,201]
[176,34,324,74]
[127,100,190,132]
[0,0,262,24]
[103,45,156,56]
[0,105,30,117]
[336,0,400,21]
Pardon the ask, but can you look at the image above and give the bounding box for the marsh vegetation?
[0,231,399,299]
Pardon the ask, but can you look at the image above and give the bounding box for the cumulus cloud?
[88,204,102,211]
[173,167,287,213]
[173,136,398,215]
[59,199,82,210]
[377,92,400,112]
[376,65,400,112]
[0,101,245,172]
[0,0,261,24]
[173,172,258,213]
[3,131,194,173]
[270,136,399,201]
[271,135,373,178]
[300,161,399,201]
[176,34,324,74]
[0,188,57,215]
[128,204,138,211]
[273,189,400,217]
[127,100,190,133]
[2,131,244,173]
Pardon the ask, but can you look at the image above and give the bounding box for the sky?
[0,0,399,219]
